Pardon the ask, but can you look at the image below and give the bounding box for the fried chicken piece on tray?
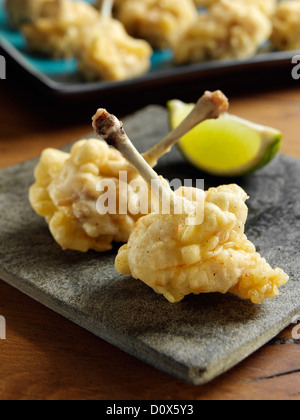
[271,0,300,51]
[174,0,272,63]
[95,105,289,305]
[113,0,198,50]
[29,91,226,252]
[77,18,153,81]
[21,0,100,58]
[6,0,59,28]
[20,0,152,81]
[194,0,277,16]
[77,0,153,81]
[240,0,277,16]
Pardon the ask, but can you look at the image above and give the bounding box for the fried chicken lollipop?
[96,109,289,305]
[174,0,272,64]
[113,0,198,50]
[29,91,227,252]
[77,0,153,82]
[271,0,300,52]
[194,0,277,16]
[21,0,100,58]
[29,139,148,252]
[6,0,59,28]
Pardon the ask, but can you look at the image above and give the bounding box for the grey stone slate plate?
[0,106,300,385]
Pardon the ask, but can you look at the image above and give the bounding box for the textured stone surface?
[0,106,299,385]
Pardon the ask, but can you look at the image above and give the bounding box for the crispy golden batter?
[193,0,277,16]
[242,0,277,16]
[174,0,272,63]
[77,18,152,81]
[115,0,198,49]
[271,0,300,51]
[29,139,149,252]
[21,0,100,58]
[116,184,288,304]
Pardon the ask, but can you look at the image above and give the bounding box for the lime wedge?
[168,100,282,177]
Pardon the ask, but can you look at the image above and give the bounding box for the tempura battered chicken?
[115,0,198,49]
[194,0,277,16]
[95,107,289,305]
[77,18,153,81]
[30,91,227,252]
[174,0,272,63]
[21,0,100,58]
[116,184,288,304]
[271,1,300,51]
[6,0,59,28]
[241,0,277,16]
[20,0,152,80]
[29,139,149,252]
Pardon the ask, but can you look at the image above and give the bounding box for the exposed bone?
[92,90,228,170]
[142,90,229,167]
[92,109,173,206]
[92,91,228,209]
[100,0,114,19]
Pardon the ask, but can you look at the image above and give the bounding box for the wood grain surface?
[0,64,300,400]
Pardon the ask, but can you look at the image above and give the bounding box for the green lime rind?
[244,133,282,175]
[177,132,282,178]
[167,100,283,178]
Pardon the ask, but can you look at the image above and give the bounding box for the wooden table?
[0,63,300,400]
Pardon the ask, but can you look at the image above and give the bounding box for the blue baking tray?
[0,0,297,98]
